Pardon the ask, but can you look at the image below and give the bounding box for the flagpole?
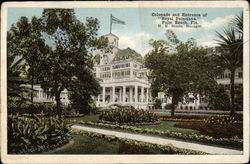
[110,14,112,33]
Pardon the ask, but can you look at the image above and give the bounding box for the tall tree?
[7,46,30,104]
[145,32,218,116]
[7,16,49,103]
[37,9,108,115]
[215,12,243,116]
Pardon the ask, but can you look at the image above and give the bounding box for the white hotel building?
[32,33,243,110]
[93,33,152,109]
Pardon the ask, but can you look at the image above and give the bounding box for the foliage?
[8,113,71,154]
[215,12,243,116]
[234,85,243,111]
[99,109,160,124]
[208,84,230,110]
[7,54,31,104]
[175,115,243,138]
[81,121,243,149]
[164,103,172,109]
[12,9,110,116]
[203,115,240,126]
[72,129,207,154]
[161,114,208,121]
[153,98,162,109]
[7,16,50,103]
[8,102,56,115]
[145,31,219,116]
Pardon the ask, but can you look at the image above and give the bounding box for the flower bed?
[162,118,203,122]
[99,109,160,124]
[98,120,161,126]
[79,121,243,149]
[71,129,207,154]
[8,113,71,154]
[203,115,242,125]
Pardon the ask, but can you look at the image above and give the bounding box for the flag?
[111,15,125,25]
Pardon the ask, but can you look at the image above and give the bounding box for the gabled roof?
[112,47,143,63]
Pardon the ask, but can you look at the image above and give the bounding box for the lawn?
[64,113,242,150]
[66,114,199,136]
[136,121,200,135]
[51,133,120,154]
[65,114,100,124]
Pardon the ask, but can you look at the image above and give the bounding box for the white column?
[119,87,122,102]
[102,87,105,104]
[129,87,133,103]
[97,95,100,102]
[135,85,138,103]
[141,87,144,103]
[146,88,149,103]
[112,86,115,103]
[123,86,126,104]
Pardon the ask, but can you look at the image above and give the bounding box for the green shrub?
[164,103,172,109]
[204,115,240,126]
[8,113,71,154]
[8,102,57,115]
[162,114,208,120]
[174,121,243,139]
[119,141,154,154]
[154,99,162,109]
[99,109,160,124]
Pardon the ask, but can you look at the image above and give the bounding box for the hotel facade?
[32,33,243,110]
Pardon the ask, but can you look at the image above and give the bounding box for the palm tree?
[215,13,243,116]
[7,54,31,104]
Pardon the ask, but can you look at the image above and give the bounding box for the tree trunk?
[230,68,236,116]
[55,92,62,117]
[31,69,34,103]
[171,92,178,117]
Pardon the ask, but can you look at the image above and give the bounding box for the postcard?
[1,1,249,163]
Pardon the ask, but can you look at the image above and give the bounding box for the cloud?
[135,32,152,39]
[197,35,218,47]
[117,32,154,56]
[201,15,234,29]
[200,41,217,47]
[119,35,136,49]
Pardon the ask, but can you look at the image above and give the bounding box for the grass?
[51,133,120,154]
[65,114,100,124]
[137,121,200,135]
[64,113,242,149]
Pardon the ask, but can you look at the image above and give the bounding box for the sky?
[8,7,242,56]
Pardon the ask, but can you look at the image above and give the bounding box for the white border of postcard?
[1,1,249,163]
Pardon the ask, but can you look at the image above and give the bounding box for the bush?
[99,109,160,124]
[174,115,243,139]
[204,115,241,126]
[154,99,162,109]
[162,114,208,121]
[208,85,230,110]
[119,141,155,154]
[164,103,172,109]
[8,102,57,115]
[8,113,71,154]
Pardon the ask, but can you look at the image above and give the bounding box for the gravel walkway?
[72,125,243,155]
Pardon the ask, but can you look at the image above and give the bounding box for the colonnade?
[97,85,149,106]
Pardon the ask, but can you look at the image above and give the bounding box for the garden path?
[72,125,243,155]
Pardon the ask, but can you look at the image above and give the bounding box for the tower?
[100,33,119,65]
